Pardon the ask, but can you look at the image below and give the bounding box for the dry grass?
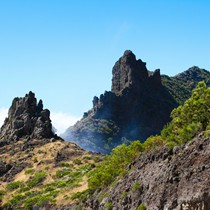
[0,138,102,208]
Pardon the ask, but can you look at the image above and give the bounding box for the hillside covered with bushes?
[70,82,210,209]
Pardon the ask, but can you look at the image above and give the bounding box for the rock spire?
[0,91,56,146]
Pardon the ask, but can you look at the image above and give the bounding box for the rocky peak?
[111,50,161,95]
[149,69,162,87]
[0,91,56,146]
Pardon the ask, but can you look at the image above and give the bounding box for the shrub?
[27,171,47,188]
[143,136,164,152]
[73,158,82,165]
[24,191,58,209]
[120,191,127,200]
[58,162,71,167]
[34,157,38,163]
[162,82,210,146]
[6,181,24,191]
[131,182,141,192]
[0,190,5,202]
[3,194,26,209]
[88,141,143,191]
[82,155,92,163]
[93,156,101,163]
[25,169,35,174]
[137,203,147,210]
[106,201,112,210]
[18,186,30,193]
[56,168,71,178]
[71,189,90,202]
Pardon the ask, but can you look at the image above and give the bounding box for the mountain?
[62,50,210,153]
[0,92,103,209]
[0,67,209,209]
[70,82,210,209]
[162,66,210,104]
[79,133,210,210]
[0,91,58,146]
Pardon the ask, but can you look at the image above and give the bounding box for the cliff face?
[0,91,56,146]
[62,51,178,153]
[62,51,210,153]
[82,132,210,210]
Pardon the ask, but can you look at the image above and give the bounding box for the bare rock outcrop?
[0,91,57,146]
[62,50,177,153]
[83,133,210,210]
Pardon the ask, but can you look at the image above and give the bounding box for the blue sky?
[0,0,210,134]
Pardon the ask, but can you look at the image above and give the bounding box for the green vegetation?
[3,162,95,209]
[6,181,24,191]
[143,135,164,152]
[120,191,127,200]
[70,118,120,152]
[71,189,90,202]
[24,191,57,210]
[73,158,82,165]
[88,141,143,191]
[33,157,38,163]
[86,82,210,204]
[137,203,147,210]
[0,190,5,203]
[162,82,210,147]
[3,190,58,209]
[82,155,91,160]
[25,169,35,174]
[27,171,47,188]
[2,82,209,209]
[162,67,210,105]
[106,201,113,210]
[93,155,102,163]
[131,182,141,192]
[58,162,71,167]
[3,193,26,209]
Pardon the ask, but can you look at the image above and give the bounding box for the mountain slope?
[71,83,210,209]
[162,66,210,104]
[0,92,103,209]
[62,51,210,153]
[81,132,210,210]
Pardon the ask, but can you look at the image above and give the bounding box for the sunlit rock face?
[0,91,56,146]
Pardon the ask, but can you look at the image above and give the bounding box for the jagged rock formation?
[81,132,210,210]
[0,91,57,146]
[62,50,210,153]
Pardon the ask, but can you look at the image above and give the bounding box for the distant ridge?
[162,66,210,104]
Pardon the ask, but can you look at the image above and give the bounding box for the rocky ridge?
[82,132,210,210]
[0,92,102,209]
[62,50,210,153]
[0,91,57,146]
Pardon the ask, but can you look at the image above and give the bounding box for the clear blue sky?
[0,0,210,133]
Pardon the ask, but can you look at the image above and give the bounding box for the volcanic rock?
[0,91,57,146]
[0,161,12,177]
[82,133,210,210]
[62,50,178,152]
[62,51,210,153]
